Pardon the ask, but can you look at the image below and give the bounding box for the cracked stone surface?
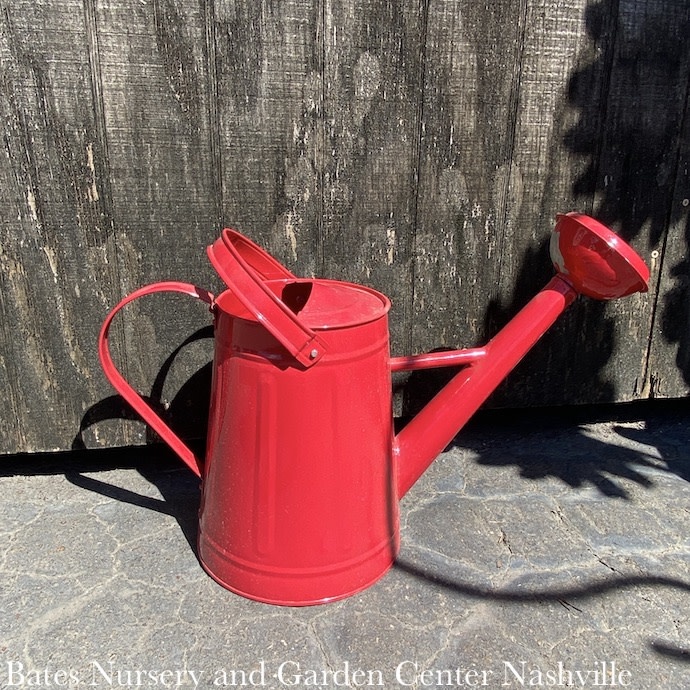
[1,404,689,689]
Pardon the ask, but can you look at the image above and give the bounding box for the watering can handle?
[207,229,327,368]
[98,281,214,478]
[207,227,296,281]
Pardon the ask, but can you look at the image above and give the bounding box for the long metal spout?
[393,213,651,498]
[393,274,577,497]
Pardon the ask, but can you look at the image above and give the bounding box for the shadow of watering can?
[99,213,649,605]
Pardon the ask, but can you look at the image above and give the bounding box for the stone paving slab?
[1,403,689,690]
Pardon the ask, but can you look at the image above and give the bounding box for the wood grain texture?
[0,0,687,454]
[0,0,122,452]
[321,0,425,354]
[88,0,220,449]
[645,14,690,399]
[474,0,622,407]
[567,0,690,404]
[412,0,529,356]
[214,0,322,277]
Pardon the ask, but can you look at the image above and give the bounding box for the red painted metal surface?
[394,275,577,497]
[98,281,213,477]
[208,229,327,368]
[208,228,296,281]
[550,213,649,299]
[199,280,396,605]
[390,346,487,372]
[98,214,650,605]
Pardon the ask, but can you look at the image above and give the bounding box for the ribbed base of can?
[198,532,399,606]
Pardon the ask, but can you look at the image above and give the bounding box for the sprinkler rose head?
[550,213,650,300]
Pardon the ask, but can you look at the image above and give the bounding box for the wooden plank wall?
[1,0,688,454]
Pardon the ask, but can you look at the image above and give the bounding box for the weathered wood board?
[0,0,123,453]
[88,0,220,452]
[0,0,688,454]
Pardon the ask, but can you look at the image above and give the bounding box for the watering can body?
[98,213,650,606]
[200,280,398,604]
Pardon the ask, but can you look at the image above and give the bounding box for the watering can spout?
[393,213,650,498]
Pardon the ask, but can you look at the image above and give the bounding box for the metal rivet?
[310,349,319,359]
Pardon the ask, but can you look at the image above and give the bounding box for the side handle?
[98,281,214,477]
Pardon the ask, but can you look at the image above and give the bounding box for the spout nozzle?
[394,214,650,499]
[550,213,650,300]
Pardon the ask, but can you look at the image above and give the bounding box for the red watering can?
[99,213,649,605]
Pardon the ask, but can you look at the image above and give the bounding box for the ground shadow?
[399,237,642,499]
[402,395,690,498]
[395,558,690,604]
[67,327,214,552]
[0,444,202,553]
[64,452,202,553]
[394,401,690,663]
[461,398,690,495]
[394,558,690,664]
[649,641,690,663]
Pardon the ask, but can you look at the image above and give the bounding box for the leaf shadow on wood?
[661,214,690,388]
[567,0,690,390]
[400,0,690,496]
[565,0,688,247]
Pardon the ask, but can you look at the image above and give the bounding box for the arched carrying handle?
[98,281,214,477]
[207,229,326,368]
[207,227,296,281]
